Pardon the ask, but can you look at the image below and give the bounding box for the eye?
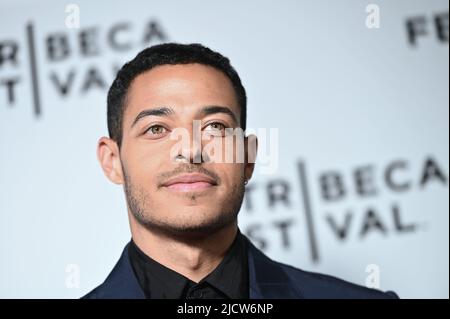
[204,122,226,136]
[144,124,168,137]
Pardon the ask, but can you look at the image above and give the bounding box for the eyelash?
[143,122,228,137]
[143,121,228,139]
[144,124,168,136]
[204,121,227,132]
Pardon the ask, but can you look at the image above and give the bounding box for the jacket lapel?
[100,238,303,299]
[245,237,304,299]
[98,243,146,299]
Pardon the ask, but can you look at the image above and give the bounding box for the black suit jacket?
[84,235,398,299]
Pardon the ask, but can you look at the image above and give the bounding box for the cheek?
[215,163,245,186]
[123,145,167,187]
[206,136,247,164]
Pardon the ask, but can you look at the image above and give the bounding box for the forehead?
[124,63,239,123]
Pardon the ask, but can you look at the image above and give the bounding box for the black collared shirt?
[128,230,249,299]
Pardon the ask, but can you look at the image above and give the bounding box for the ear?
[244,134,258,183]
[97,136,124,185]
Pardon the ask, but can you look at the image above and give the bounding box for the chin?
[171,210,220,225]
[166,213,234,233]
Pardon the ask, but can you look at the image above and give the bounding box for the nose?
[173,144,202,163]
[170,121,206,164]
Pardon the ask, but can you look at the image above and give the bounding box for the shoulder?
[276,261,399,299]
[80,243,146,299]
[244,235,398,299]
[81,285,103,299]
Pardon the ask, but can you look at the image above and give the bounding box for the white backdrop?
[0,0,448,298]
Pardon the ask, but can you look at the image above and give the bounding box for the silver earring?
[244,179,248,185]
[175,154,187,162]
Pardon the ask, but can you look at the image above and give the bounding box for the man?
[84,43,398,299]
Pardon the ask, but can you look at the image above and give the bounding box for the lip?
[161,173,217,192]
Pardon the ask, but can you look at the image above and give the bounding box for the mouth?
[161,173,217,193]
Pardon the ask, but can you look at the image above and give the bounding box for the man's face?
[114,63,255,237]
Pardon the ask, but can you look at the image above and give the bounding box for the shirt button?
[192,290,203,299]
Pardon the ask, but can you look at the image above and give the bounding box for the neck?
[129,214,238,283]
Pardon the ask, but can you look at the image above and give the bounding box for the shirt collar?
[128,229,248,299]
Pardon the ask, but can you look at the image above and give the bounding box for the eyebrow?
[131,107,175,128]
[198,105,238,124]
[131,105,238,128]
